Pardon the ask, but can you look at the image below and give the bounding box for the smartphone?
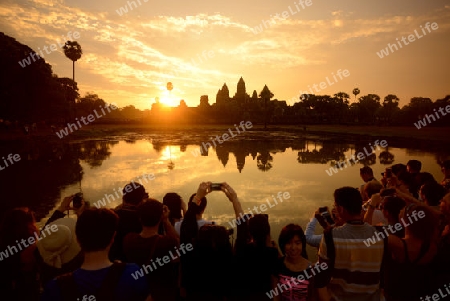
[210,183,222,191]
[319,207,335,226]
[72,192,83,208]
[319,206,328,213]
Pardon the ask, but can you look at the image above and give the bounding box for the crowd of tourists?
[1,159,450,301]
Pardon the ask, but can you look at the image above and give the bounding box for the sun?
[159,90,178,107]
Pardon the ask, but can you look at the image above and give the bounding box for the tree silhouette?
[358,94,381,124]
[63,41,82,86]
[379,147,395,165]
[380,94,400,124]
[352,88,360,101]
[259,85,274,129]
[257,151,273,172]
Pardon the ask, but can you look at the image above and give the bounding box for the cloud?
[1,0,449,108]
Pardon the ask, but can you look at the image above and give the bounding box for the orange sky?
[1,0,449,109]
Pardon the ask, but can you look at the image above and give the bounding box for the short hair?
[163,193,183,220]
[0,207,36,247]
[382,196,405,220]
[417,172,437,186]
[122,182,148,205]
[360,166,373,176]
[249,214,270,247]
[391,164,407,176]
[334,187,363,215]
[76,208,118,252]
[278,224,307,259]
[364,181,383,198]
[137,198,163,227]
[407,160,422,172]
[421,182,447,206]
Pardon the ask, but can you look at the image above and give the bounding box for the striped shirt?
[318,223,384,301]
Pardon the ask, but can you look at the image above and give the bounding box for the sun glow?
[159,90,178,107]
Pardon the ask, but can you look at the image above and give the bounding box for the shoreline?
[1,124,449,145]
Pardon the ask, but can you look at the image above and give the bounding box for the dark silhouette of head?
[391,163,407,176]
[76,208,119,252]
[420,182,447,206]
[249,214,270,247]
[334,187,363,217]
[381,196,406,222]
[0,207,36,248]
[122,182,148,205]
[364,181,383,199]
[360,166,374,182]
[138,198,163,227]
[407,160,422,173]
[163,193,183,224]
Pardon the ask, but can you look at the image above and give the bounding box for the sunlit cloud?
[1,0,449,108]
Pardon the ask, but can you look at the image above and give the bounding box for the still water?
[0,130,448,256]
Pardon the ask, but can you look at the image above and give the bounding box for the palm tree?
[63,41,82,87]
[352,88,360,101]
[259,85,274,129]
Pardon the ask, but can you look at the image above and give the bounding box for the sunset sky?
[1,0,449,109]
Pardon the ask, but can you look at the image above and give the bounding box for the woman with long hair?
[272,224,317,301]
[180,182,242,301]
[162,193,186,226]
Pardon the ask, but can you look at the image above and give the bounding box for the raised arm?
[161,205,179,243]
[305,216,323,248]
[221,182,243,218]
[363,193,383,225]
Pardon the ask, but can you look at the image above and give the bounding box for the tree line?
[1,32,449,127]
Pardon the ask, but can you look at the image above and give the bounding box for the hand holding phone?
[318,206,335,227]
[72,193,84,208]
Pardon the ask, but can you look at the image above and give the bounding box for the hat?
[37,218,81,269]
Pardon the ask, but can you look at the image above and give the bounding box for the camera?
[210,183,222,191]
[72,192,83,208]
[319,206,335,226]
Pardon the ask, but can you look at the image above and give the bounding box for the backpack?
[56,262,127,301]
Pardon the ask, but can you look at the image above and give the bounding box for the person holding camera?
[305,206,342,249]
[179,182,242,301]
[316,187,384,301]
[174,182,214,236]
[36,193,88,288]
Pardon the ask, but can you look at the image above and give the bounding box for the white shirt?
[174,218,214,235]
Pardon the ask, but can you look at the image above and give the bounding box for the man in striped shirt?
[317,187,385,301]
